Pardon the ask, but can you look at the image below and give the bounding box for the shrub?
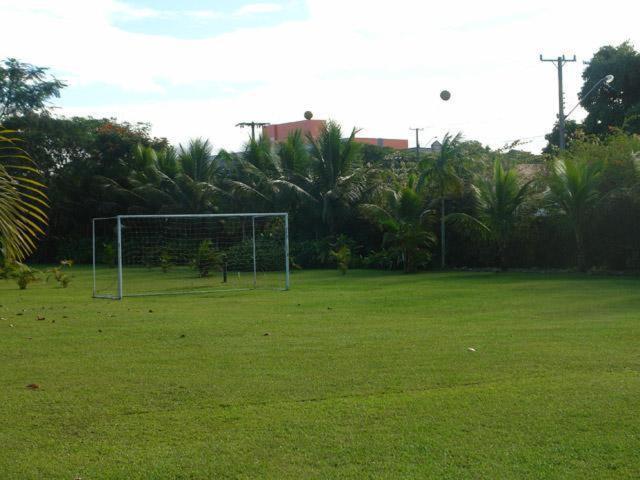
[159,249,173,273]
[10,263,41,290]
[330,245,351,275]
[46,260,73,288]
[193,240,224,278]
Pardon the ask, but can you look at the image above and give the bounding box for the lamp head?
[605,74,614,84]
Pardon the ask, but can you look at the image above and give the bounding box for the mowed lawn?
[1,268,639,479]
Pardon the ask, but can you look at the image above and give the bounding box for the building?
[352,137,409,149]
[263,119,408,149]
[263,119,326,143]
[405,141,442,155]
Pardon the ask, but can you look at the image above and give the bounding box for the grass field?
[1,267,639,479]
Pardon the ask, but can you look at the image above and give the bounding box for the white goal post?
[92,213,290,299]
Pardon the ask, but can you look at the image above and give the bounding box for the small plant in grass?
[46,260,73,288]
[103,243,116,267]
[159,249,173,273]
[11,263,41,290]
[330,245,351,275]
[193,240,224,278]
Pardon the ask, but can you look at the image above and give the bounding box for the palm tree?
[175,138,223,212]
[360,176,436,273]
[0,129,48,262]
[220,134,314,214]
[450,159,530,270]
[547,156,602,271]
[178,138,217,182]
[117,140,223,214]
[218,137,275,212]
[307,121,367,235]
[278,129,310,177]
[418,132,465,268]
[126,144,187,212]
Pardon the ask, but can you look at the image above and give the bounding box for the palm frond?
[0,129,48,261]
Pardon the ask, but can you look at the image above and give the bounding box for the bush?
[290,235,359,269]
[46,260,74,288]
[330,245,351,275]
[193,240,224,278]
[159,249,173,273]
[363,249,401,270]
[9,263,42,290]
[225,238,284,272]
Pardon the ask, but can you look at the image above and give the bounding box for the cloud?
[111,2,166,19]
[233,3,284,16]
[186,10,223,20]
[0,0,637,153]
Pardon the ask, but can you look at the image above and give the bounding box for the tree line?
[1,43,640,273]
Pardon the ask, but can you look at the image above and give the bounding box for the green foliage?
[547,156,602,271]
[0,258,17,279]
[103,243,116,268]
[3,52,640,273]
[449,160,530,270]
[0,129,48,262]
[7,262,41,289]
[418,132,465,199]
[225,238,283,272]
[543,119,582,154]
[193,240,224,278]
[581,42,640,136]
[418,132,467,267]
[47,259,73,286]
[307,121,368,234]
[159,249,173,273]
[0,58,67,119]
[330,245,351,275]
[46,259,74,288]
[362,248,400,270]
[361,178,436,273]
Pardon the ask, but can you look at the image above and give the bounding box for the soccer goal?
[92,213,290,299]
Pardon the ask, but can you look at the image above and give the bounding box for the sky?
[1,0,638,153]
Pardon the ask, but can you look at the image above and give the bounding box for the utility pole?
[409,127,423,163]
[236,121,270,141]
[540,54,576,150]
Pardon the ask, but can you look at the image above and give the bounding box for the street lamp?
[559,74,614,149]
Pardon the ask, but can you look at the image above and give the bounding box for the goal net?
[92,213,289,298]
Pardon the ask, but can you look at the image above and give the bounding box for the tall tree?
[174,138,222,212]
[0,58,66,120]
[450,160,530,270]
[581,42,640,135]
[418,132,465,268]
[546,156,602,272]
[307,121,367,235]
